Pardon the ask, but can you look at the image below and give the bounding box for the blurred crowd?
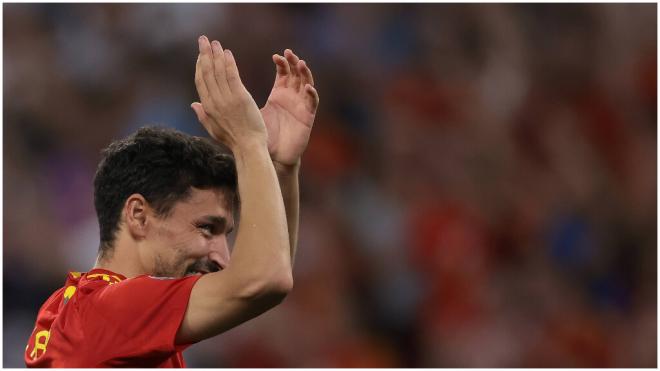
[4,3,656,367]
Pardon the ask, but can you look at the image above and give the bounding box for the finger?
[194,54,212,110]
[284,48,300,66]
[272,54,289,88]
[191,102,216,139]
[191,102,208,123]
[211,40,230,95]
[198,36,222,102]
[298,59,315,88]
[304,84,319,113]
[284,49,301,90]
[273,54,290,76]
[223,49,245,93]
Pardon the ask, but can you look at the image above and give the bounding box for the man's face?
[145,187,235,278]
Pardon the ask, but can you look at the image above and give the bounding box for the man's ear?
[124,194,150,240]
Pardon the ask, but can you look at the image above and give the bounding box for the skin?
[95,188,234,279]
[193,47,319,266]
[98,46,318,278]
[146,188,234,278]
[193,48,319,166]
[96,36,319,345]
[260,49,318,267]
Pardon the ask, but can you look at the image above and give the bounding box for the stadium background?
[3,3,657,367]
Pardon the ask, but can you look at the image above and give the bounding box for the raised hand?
[191,36,267,150]
[261,49,319,166]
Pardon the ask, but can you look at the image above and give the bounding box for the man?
[25,35,319,367]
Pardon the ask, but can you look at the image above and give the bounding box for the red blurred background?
[3,3,657,367]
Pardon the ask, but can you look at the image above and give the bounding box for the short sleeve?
[81,275,202,364]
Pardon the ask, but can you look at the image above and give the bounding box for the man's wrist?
[229,136,270,163]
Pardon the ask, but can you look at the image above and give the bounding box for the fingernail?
[212,40,220,53]
[224,49,232,58]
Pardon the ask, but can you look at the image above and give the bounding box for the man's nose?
[208,235,231,270]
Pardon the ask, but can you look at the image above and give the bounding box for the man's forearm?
[228,141,292,287]
[175,140,292,344]
[273,159,300,267]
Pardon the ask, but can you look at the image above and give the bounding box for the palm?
[262,88,314,165]
[260,50,319,166]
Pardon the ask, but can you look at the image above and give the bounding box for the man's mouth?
[185,262,225,277]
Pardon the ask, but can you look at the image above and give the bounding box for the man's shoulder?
[32,286,67,325]
[81,273,200,309]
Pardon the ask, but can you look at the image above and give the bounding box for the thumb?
[191,102,208,122]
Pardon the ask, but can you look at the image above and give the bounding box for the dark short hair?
[93,126,237,254]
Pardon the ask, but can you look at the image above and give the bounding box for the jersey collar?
[69,269,127,284]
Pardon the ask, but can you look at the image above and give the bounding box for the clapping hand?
[191,36,268,149]
[260,49,319,166]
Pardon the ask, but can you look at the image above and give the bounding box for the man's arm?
[260,49,319,266]
[273,160,300,266]
[194,47,316,272]
[176,36,292,344]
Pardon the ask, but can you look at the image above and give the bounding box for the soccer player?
[24,36,319,367]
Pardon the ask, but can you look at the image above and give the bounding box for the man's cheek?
[175,234,209,257]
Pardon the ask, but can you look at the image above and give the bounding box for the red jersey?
[25,268,202,367]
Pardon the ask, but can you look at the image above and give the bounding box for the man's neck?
[92,239,147,279]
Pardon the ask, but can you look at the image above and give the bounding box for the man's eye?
[198,224,214,234]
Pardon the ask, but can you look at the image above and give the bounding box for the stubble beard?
[152,248,188,278]
[151,247,217,278]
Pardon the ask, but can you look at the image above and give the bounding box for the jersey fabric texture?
[25,268,202,367]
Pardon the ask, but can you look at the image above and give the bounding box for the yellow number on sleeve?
[29,330,50,360]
